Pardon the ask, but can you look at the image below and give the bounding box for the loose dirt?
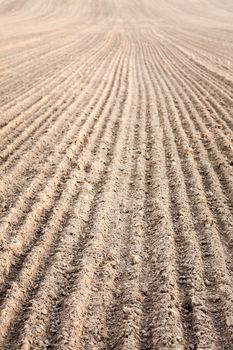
[0,0,233,349]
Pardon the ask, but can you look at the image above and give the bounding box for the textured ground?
[0,0,233,349]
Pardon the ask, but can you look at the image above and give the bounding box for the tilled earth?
[0,0,233,349]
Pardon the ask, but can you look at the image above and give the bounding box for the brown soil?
[0,1,233,349]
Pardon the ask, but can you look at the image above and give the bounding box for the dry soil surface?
[0,1,233,349]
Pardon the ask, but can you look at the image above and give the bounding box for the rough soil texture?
[0,0,233,349]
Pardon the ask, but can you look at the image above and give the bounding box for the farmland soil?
[0,1,233,349]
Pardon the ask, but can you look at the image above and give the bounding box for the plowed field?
[0,0,233,349]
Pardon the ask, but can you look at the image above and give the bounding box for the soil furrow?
[0,42,128,348]
[1,1,233,349]
[147,44,233,347]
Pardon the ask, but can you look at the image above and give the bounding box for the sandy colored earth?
[0,0,233,349]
